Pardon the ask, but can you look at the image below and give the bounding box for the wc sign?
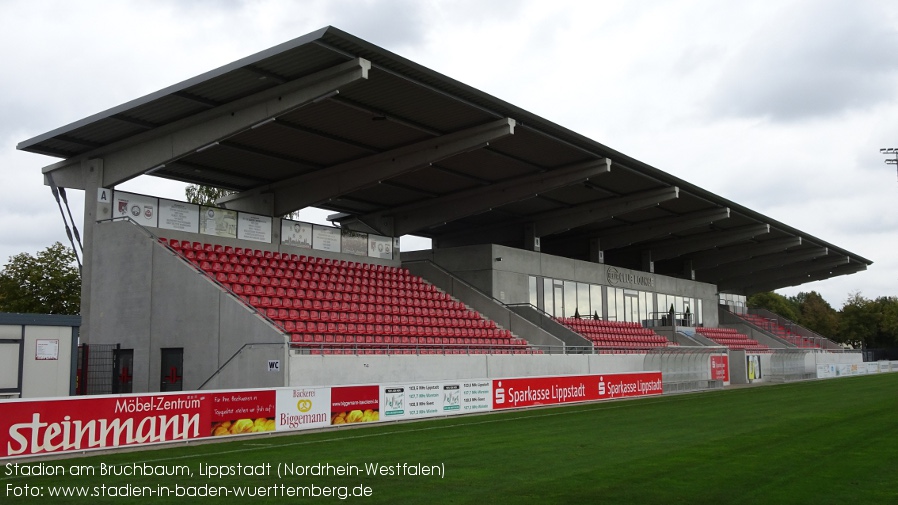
[267,360,281,373]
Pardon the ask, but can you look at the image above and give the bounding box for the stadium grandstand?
[17,26,871,395]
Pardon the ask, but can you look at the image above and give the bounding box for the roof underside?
[19,26,871,295]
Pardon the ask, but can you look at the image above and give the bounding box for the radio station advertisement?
[209,390,276,437]
[331,385,380,425]
[113,191,159,228]
[492,372,663,410]
[381,380,493,420]
[158,199,199,233]
[276,387,332,431]
[458,380,492,414]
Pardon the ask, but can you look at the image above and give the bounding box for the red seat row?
[160,237,529,355]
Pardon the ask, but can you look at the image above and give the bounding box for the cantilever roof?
[19,26,871,294]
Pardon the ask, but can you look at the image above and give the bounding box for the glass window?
[529,276,538,309]
[615,288,625,322]
[577,283,590,318]
[554,280,564,318]
[543,278,553,316]
[590,285,603,320]
[564,281,577,317]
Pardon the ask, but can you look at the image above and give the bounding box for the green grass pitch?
[3,373,897,504]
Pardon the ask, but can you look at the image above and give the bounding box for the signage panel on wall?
[113,191,159,228]
[35,339,59,360]
[710,355,729,382]
[158,199,199,233]
[237,213,272,243]
[368,234,393,260]
[341,229,368,256]
[313,225,341,253]
[281,219,313,249]
[200,206,238,238]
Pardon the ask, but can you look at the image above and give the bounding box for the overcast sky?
[2,0,897,309]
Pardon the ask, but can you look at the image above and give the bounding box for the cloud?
[707,0,898,122]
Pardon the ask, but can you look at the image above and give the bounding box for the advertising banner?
[380,380,493,420]
[276,387,332,431]
[1,372,662,459]
[710,355,729,382]
[492,372,663,410]
[331,385,380,425]
[209,390,276,438]
[1,392,208,458]
[113,191,159,228]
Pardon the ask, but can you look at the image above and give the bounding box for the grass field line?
[1,386,746,476]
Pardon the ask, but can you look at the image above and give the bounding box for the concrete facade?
[404,244,720,326]
[87,221,288,392]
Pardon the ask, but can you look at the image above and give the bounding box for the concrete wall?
[289,352,647,387]
[404,244,720,326]
[88,221,287,392]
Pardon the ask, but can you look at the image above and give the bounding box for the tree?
[185,184,232,207]
[746,291,800,321]
[0,242,81,315]
[839,292,878,348]
[185,184,298,219]
[796,291,840,337]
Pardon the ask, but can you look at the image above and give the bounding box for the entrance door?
[160,348,183,392]
[112,348,134,394]
[623,293,640,323]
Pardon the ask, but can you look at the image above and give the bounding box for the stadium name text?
[606,267,655,288]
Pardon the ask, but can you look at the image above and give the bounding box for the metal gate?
[76,343,119,395]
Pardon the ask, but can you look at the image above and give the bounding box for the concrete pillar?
[79,158,107,343]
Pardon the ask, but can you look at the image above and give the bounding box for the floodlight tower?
[880,147,898,180]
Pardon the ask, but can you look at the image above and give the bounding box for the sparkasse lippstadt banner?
[1,372,661,459]
[491,372,663,409]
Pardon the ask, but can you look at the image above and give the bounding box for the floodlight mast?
[880,147,898,181]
